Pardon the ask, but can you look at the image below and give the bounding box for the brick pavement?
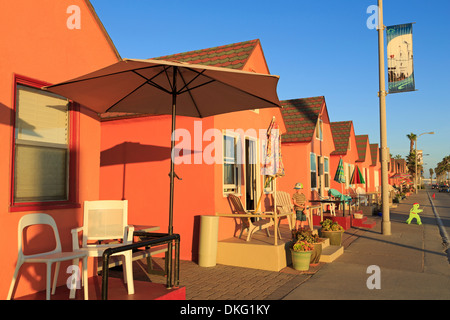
[123,257,309,300]
[109,227,364,300]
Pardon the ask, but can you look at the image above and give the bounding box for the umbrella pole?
[167,66,178,289]
[169,66,178,236]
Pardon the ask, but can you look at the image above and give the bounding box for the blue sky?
[90,0,450,178]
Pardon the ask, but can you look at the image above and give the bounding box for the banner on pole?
[386,23,415,93]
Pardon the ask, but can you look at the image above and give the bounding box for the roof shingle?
[280,96,325,143]
[152,39,260,70]
[355,135,369,162]
[330,121,353,155]
[370,143,379,166]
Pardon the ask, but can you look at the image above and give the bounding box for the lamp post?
[415,132,434,193]
[377,0,391,235]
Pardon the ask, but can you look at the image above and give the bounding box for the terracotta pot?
[310,242,323,264]
[320,230,343,246]
[290,249,312,271]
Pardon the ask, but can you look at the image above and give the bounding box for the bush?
[320,218,344,231]
[292,240,314,252]
[292,227,319,243]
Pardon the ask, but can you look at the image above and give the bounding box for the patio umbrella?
[350,165,365,185]
[257,117,284,244]
[261,117,285,181]
[334,157,346,193]
[44,58,281,235]
[390,173,411,179]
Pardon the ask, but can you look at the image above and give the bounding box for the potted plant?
[320,219,344,246]
[292,228,323,265]
[290,240,314,271]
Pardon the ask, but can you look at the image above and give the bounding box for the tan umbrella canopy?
[44,58,282,235]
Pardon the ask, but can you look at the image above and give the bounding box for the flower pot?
[310,242,323,264]
[290,249,312,271]
[320,230,343,246]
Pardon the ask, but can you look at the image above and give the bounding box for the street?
[283,187,450,300]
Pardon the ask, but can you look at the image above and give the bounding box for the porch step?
[351,214,376,229]
[319,245,344,263]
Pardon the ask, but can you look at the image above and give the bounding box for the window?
[310,153,317,189]
[365,168,369,188]
[324,157,330,188]
[315,119,323,140]
[223,133,240,194]
[12,76,78,209]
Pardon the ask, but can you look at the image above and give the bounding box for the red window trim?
[10,74,80,212]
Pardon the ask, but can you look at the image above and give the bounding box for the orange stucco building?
[278,96,335,203]
[369,143,381,192]
[99,39,286,261]
[0,1,387,299]
[355,135,373,192]
[0,0,120,299]
[329,121,359,194]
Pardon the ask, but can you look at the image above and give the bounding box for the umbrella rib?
[178,71,203,117]
[178,79,215,95]
[105,81,149,113]
[176,70,206,94]
[45,64,164,89]
[132,69,172,95]
[181,67,280,107]
[163,66,175,92]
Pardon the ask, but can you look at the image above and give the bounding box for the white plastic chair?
[356,187,368,206]
[7,213,88,300]
[71,200,135,295]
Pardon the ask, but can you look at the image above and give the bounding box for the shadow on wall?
[0,103,13,127]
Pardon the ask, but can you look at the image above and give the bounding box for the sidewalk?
[283,190,450,300]
[115,190,450,300]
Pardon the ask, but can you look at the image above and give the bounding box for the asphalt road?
[283,186,450,300]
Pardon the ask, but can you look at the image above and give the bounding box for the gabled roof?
[330,121,353,155]
[355,135,370,162]
[370,143,379,166]
[85,0,121,60]
[280,96,325,143]
[153,39,260,70]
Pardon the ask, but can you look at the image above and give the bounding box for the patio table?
[309,199,349,216]
[132,225,168,274]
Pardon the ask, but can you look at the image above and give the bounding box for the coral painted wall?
[278,102,336,207]
[0,0,119,298]
[99,42,285,261]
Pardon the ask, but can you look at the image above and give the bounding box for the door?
[245,138,257,211]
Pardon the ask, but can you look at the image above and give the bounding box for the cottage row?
[0,1,406,299]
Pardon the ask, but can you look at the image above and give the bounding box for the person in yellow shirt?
[292,183,308,230]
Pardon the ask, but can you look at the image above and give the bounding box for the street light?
[377,0,391,235]
[415,132,434,193]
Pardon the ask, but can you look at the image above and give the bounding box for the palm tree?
[406,133,416,153]
[435,155,450,184]
[429,168,434,185]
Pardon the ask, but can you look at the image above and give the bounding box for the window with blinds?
[223,133,241,194]
[14,84,70,203]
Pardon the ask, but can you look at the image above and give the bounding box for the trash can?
[198,215,219,267]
